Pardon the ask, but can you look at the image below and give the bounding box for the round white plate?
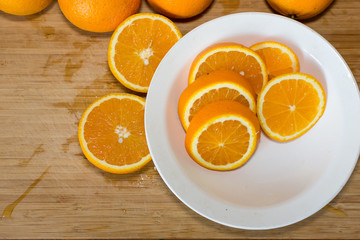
[145,12,360,230]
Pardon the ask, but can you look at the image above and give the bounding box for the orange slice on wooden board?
[250,41,300,80]
[108,13,182,93]
[188,42,268,94]
[178,70,256,131]
[185,101,260,171]
[78,93,151,174]
[257,73,326,142]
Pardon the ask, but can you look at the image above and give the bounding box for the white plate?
[145,12,360,230]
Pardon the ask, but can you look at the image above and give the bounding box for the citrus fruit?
[108,13,182,93]
[185,101,260,171]
[250,41,300,80]
[147,0,213,19]
[58,0,140,32]
[0,0,53,16]
[78,93,151,174]
[257,73,326,142]
[266,0,334,20]
[188,42,267,95]
[178,70,256,131]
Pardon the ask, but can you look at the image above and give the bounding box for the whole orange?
[147,0,213,19]
[266,0,334,20]
[58,0,140,33]
[0,0,53,16]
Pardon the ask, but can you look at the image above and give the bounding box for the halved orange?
[78,93,151,174]
[108,13,182,93]
[185,101,260,171]
[250,41,300,79]
[257,73,326,142]
[188,42,267,94]
[178,70,256,131]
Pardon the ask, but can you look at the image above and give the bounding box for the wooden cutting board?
[0,0,359,238]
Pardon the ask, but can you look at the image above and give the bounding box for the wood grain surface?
[0,0,359,238]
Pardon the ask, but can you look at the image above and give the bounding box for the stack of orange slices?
[179,41,326,171]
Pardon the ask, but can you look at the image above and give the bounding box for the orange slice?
[185,101,260,171]
[250,41,300,79]
[108,13,182,93]
[188,42,268,94]
[178,70,256,131]
[78,93,151,174]
[257,73,326,142]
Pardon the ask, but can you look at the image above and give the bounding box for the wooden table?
[1,0,359,238]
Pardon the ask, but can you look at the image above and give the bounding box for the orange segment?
[257,73,326,142]
[250,41,300,79]
[178,70,256,131]
[185,101,260,171]
[188,42,267,94]
[78,93,151,174]
[108,13,182,93]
